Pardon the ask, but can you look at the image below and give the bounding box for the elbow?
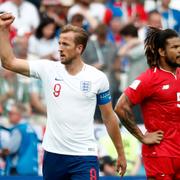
[114,103,124,119]
[1,58,15,70]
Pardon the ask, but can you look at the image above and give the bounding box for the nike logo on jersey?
[162,85,169,90]
[55,77,63,81]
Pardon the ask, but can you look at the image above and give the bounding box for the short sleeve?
[28,59,51,79]
[125,71,152,105]
[97,73,111,105]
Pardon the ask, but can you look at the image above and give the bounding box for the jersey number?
[53,84,61,97]
[90,168,97,180]
[177,92,180,108]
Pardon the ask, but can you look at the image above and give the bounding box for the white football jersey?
[28,60,110,156]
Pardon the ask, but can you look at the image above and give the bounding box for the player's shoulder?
[29,59,59,68]
[136,67,155,79]
[85,64,107,79]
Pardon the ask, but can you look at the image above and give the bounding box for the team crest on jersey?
[80,81,91,92]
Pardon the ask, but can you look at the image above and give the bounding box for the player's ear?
[76,44,83,54]
[158,48,165,57]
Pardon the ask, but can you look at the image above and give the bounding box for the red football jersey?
[125,67,180,157]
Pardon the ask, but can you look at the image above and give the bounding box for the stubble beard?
[165,55,180,68]
[61,57,75,65]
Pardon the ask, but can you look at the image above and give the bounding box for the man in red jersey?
[115,27,180,180]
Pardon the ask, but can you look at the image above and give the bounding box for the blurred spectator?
[97,125,142,176]
[29,78,47,118]
[144,0,158,12]
[68,0,105,31]
[118,24,147,124]
[28,16,59,61]
[0,0,40,35]
[0,125,10,175]
[26,0,41,9]
[107,12,124,46]
[0,103,38,176]
[99,156,117,176]
[0,0,8,3]
[138,10,162,42]
[83,23,121,109]
[0,69,17,115]
[146,9,162,28]
[118,23,147,86]
[158,0,180,33]
[114,0,148,28]
[13,35,31,105]
[70,13,84,27]
[41,0,74,29]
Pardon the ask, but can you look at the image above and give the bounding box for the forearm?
[103,113,125,156]
[115,95,144,143]
[0,28,15,69]
[118,108,143,142]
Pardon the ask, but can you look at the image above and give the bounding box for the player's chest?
[45,74,97,100]
[153,77,180,104]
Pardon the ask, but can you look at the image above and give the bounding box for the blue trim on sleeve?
[97,90,111,105]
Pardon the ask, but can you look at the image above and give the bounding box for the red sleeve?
[124,70,152,105]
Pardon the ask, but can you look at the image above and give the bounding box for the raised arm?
[99,102,127,176]
[0,13,30,76]
[114,93,164,144]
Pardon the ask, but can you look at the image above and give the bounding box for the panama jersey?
[125,67,180,157]
[28,60,111,156]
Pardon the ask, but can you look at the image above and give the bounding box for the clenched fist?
[0,12,15,29]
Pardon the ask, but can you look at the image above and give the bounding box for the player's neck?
[159,63,177,75]
[65,58,84,76]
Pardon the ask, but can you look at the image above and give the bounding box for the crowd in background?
[0,0,179,177]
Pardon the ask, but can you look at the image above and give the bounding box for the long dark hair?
[35,16,56,39]
[144,27,178,68]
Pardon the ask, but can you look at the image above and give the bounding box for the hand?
[116,154,127,177]
[0,12,15,29]
[142,130,164,145]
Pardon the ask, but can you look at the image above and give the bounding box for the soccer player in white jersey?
[0,13,126,180]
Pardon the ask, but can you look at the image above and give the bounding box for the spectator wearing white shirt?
[28,16,59,61]
[0,0,40,35]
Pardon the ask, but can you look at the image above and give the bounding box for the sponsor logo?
[55,77,63,81]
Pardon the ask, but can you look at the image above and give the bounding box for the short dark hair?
[148,9,161,19]
[95,23,108,39]
[120,24,138,37]
[61,24,89,54]
[144,27,179,68]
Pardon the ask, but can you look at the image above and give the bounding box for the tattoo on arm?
[120,96,143,142]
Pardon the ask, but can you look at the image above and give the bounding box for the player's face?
[58,32,79,65]
[164,37,180,68]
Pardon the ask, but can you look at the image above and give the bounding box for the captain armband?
[97,90,111,105]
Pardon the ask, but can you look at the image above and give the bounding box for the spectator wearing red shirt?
[115,27,180,179]
[115,0,147,28]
